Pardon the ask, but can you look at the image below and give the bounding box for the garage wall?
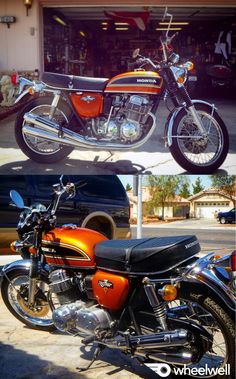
[0,0,40,71]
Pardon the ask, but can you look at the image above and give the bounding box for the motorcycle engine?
[49,269,113,338]
[91,95,154,143]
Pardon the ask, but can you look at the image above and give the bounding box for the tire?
[169,103,229,174]
[220,217,227,224]
[15,96,74,163]
[1,268,55,331]
[167,292,235,378]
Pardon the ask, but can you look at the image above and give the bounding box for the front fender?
[0,260,31,287]
[165,99,217,146]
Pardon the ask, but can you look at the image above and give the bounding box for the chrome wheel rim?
[168,300,228,378]
[8,275,53,327]
[176,111,224,167]
[22,105,68,155]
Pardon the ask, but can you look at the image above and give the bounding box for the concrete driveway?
[0,98,235,175]
[0,293,164,379]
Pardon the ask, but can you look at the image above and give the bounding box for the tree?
[125,183,132,192]
[210,175,236,206]
[179,181,191,199]
[147,175,184,220]
[192,177,204,194]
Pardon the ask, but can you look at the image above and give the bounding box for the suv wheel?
[85,217,113,239]
[220,217,227,224]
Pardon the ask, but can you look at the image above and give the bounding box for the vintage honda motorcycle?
[0,177,235,377]
[14,12,229,174]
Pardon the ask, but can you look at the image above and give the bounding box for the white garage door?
[196,204,230,219]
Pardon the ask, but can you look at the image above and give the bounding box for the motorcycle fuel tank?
[105,71,163,95]
[42,226,107,268]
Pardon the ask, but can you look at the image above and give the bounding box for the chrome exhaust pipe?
[102,330,194,366]
[103,329,191,350]
[23,112,156,150]
[137,348,194,365]
[22,125,81,148]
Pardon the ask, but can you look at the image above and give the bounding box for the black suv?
[217,208,236,224]
[0,175,130,254]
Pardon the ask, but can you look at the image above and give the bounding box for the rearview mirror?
[132,48,140,59]
[10,190,25,209]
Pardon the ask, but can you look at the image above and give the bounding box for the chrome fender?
[165,100,217,147]
[0,259,49,287]
[14,88,30,104]
[181,254,235,316]
[0,260,31,287]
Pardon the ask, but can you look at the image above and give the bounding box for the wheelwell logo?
[145,363,231,377]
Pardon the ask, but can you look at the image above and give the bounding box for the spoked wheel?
[15,96,74,163]
[1,269,55,331]
[167,295,235,378]
[169,103,229,174]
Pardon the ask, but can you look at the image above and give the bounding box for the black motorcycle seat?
[42,72,109,92]
[95,235,200,275]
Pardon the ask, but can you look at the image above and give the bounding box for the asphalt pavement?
[0,98,235,175]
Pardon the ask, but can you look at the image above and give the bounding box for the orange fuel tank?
[105,71,163,95]
[42,226,107,268]
[92,270,129,311]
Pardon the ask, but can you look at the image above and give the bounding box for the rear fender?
[179,277,235,320]
[164,100,217,146]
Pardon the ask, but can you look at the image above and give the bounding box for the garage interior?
[42,6,236,97]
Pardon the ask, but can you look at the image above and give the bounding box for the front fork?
[28,255,38,306]
[178,85,207,135]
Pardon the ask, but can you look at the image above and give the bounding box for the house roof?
[188,187,235,201]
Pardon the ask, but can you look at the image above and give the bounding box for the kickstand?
[77,344,104,372]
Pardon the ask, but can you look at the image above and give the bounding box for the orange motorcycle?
[1,177,235,376]
[14,11,229,174]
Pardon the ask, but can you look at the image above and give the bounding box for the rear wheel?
[15,96,74,163]
[166,294,235,378]
[1,269,55,331]
[135,290,234,378]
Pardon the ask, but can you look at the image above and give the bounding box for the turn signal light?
[10,241,17,253]
[29,246,37,254]
[177,76,185,84]
[161,284,177,301]
[186,61,194,71]
[29,87,35,95]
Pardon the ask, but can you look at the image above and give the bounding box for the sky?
[118,175,212,192]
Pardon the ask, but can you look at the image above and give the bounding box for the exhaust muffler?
[103,329,194,365]
[22,112,156,150]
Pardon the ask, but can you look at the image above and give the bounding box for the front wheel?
[15,96,74,163]
[169,103,229,174]
[1,269,55,331]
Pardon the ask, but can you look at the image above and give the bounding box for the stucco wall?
[0,0,40,72]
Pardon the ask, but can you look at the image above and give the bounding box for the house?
[127,186,235,220]
[188,188,235,219]
[127,187,190,220]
